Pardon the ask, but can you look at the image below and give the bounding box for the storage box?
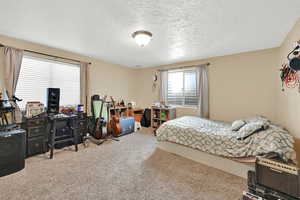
[119,117,135,136]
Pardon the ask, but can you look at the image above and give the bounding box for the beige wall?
[135,48,278,121]
[276,19,300,159]
[0,23,297,126]
[1,22,299,159]
[0,34,137,111]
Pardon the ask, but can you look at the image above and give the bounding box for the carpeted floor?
[0,129,246,200]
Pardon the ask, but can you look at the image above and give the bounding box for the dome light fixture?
[132,30,153,47]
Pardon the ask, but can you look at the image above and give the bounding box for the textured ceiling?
[0,0,300,68]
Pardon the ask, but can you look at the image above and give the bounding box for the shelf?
[151,106,176,133]
[153,118,168,121]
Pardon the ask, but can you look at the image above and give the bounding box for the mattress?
[156,116,296,162]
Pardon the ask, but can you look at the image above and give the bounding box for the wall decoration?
[152,71,158,90]
[280,64,299,91]
[280,41,300,92]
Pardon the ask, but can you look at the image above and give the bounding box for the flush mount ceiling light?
[132,30,153,47]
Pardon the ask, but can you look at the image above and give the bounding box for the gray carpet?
[0,129,246,200]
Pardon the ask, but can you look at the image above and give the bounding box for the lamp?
[132,30,153,47]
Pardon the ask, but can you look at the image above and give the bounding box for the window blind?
[167,69,199,106]
[15,55,80,109]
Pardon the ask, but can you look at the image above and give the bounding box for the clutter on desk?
[60,105,76,115]
[25,102,44,118]
[127,101,136,109]
[76,104,84,112]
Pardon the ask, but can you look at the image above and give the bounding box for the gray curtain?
[159,70,168,103]
[4,47,24,122]
[80,62,88,112]
[197,65,209,118]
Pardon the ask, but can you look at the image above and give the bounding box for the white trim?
[157,141,254,179]
[169,105,199,109]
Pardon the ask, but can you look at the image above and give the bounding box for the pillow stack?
[231,116,270,140]
[231,120,246,131]
[244,116,270,130]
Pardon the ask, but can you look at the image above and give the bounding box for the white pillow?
[236,121,265,140]
[231,120,246,131]
[245,116,270,129]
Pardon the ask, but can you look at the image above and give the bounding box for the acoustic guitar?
[94,95,107,139]
[110,96,122,137]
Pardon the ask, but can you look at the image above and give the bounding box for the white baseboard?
[158,142,254,179]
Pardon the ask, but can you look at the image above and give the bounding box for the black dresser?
[22,114,48,157]
[21,113,87,158]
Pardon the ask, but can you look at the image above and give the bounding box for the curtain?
[4,47,24,122]
[197,65,209,118]
[80,62,88,112]
[159,70,168,103]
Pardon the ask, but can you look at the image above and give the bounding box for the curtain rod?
[157,62,210,72]
[0,43,92,65]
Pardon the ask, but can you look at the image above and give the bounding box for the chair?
[141,108,151,127]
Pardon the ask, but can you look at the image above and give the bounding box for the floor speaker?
[47,88,60,114]
[256,157,300,198]
[0,129,26,177]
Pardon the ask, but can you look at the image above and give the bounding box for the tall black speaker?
[0,129,26,177]
[47,88,60,114]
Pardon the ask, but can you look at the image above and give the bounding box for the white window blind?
[16,55,80,109]
[167,69,199,106]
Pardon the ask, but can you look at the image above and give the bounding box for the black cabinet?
[22,114,48,158]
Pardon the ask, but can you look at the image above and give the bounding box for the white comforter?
[156,116,296,162]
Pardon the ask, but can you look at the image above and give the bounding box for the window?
[166,69,199,107]
[16,55,80,109]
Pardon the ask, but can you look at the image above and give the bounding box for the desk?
[48,114,78,159]
[22,113,87,158]
[132,108,144,113]
[109,106,128,116]
[109,107,144,120]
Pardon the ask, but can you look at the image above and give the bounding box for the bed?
[156,116,296,163]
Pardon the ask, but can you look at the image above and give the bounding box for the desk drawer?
[27,126,45,138]
[27,118,45,127]
[27,136,45,157]
[78,120,86,128]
